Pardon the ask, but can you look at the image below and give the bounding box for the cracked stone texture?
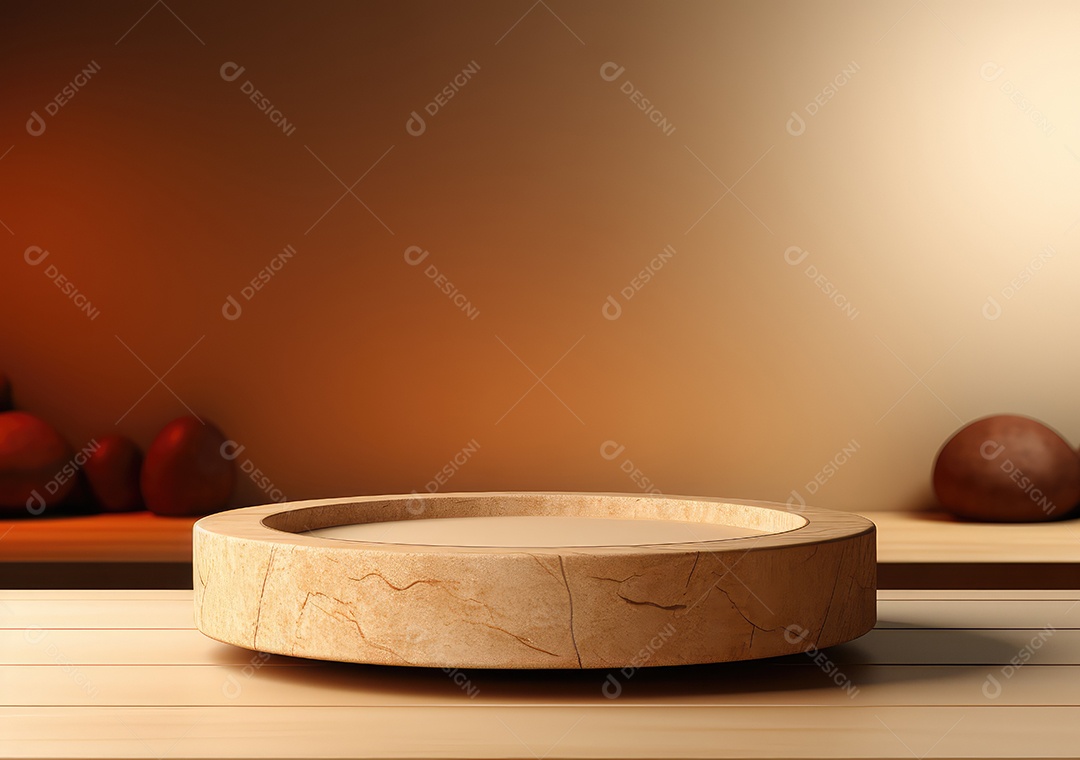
[194,493,876,669]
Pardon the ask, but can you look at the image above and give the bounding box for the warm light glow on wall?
[2,1,1079,512]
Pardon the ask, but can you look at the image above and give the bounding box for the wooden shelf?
[0,512,196,563]
[858,510,1080,589]
[861,510,1080,564]
[2,509,1080,589]
[0,513,196,589]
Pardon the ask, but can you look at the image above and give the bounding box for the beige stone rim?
[194,492,876,669]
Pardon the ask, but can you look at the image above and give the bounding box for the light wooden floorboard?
[876,599,1080,628]
[0,600,194,629]
[1,706,1079,759]
[2,661,1077,708]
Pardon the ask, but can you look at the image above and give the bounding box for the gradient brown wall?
[2,1,1078,512]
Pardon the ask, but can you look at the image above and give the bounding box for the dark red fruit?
[933,414,1080,522]
[84,435,144,512]
[0,411,75,514]
[141,416,235,517]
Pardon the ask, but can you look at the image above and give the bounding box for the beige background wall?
[2,1,1078,512]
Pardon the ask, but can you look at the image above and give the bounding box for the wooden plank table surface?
[1,589,1078,758]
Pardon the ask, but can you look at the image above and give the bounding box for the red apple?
[141,416,234,516]
[0,411,75,514]
[84,435,144,512]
